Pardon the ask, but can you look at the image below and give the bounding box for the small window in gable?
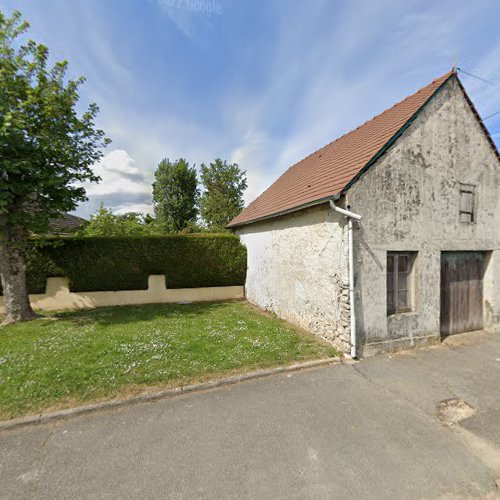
[459,184,476,223]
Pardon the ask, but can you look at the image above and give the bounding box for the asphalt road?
[1,331,499,499]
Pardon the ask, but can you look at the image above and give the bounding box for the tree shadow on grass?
[52,301,244,328]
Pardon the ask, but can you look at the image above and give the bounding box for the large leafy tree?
[199,159,247,230]
[152,158,199,232]
[0,11,109,324]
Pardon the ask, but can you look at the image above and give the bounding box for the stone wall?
[236,205,351,353]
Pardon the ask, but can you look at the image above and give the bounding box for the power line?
[457,67,500,121]
[483,110,500,120]
[457,67,500,89]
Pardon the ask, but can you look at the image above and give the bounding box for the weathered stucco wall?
[347,77,500,355]
[236,206,351,352]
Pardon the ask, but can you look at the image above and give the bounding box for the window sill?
[387,310,416,318]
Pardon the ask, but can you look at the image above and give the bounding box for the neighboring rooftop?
[48,213,87,234]
[228,69,456,228]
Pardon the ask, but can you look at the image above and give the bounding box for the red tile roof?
[228,70,456,228]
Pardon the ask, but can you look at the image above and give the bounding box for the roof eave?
[227,194,340,230]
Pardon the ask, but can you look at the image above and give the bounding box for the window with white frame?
[459,184,476,223]
[387,252,416,315]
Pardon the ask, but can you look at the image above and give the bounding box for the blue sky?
[4,0,500,218]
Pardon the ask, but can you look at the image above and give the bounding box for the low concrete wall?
[0,275,244,313]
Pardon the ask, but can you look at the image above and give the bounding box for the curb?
[0,357,341,432]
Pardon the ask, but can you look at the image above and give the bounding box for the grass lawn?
[0,301,338,419]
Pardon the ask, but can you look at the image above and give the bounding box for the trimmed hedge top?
[2,234,247,294]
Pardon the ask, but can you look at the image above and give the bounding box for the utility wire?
[457,67,500,89]
[483,110,500,120]
[457,67,500,120]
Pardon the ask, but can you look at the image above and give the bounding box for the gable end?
[340,73,456,195]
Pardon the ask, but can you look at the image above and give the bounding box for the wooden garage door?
[440,252,484,337]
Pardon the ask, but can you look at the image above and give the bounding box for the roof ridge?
[229,69,456,228]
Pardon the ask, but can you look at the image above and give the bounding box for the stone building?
[228,69,500,357]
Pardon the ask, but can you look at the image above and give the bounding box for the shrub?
[0,234,247,294]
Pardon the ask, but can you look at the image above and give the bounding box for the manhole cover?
[436,398,476,425]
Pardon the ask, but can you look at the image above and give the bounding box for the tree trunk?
[0,228,39,325]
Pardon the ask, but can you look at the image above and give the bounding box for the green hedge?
[1,234,247,294]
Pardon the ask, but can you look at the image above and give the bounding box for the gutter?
[329,199,362,358]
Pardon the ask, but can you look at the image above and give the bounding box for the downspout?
[329,199,362,358]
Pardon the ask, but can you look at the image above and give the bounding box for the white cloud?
[17,0,498,218]
[223,0,500,206]
[113,203,154,215]
[77,149,153,217]
[85,149,151,197]
[80,0,500,216]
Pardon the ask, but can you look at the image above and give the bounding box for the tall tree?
[0,10,109,324]
[199,159,247,229]
[152,158,199,232]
